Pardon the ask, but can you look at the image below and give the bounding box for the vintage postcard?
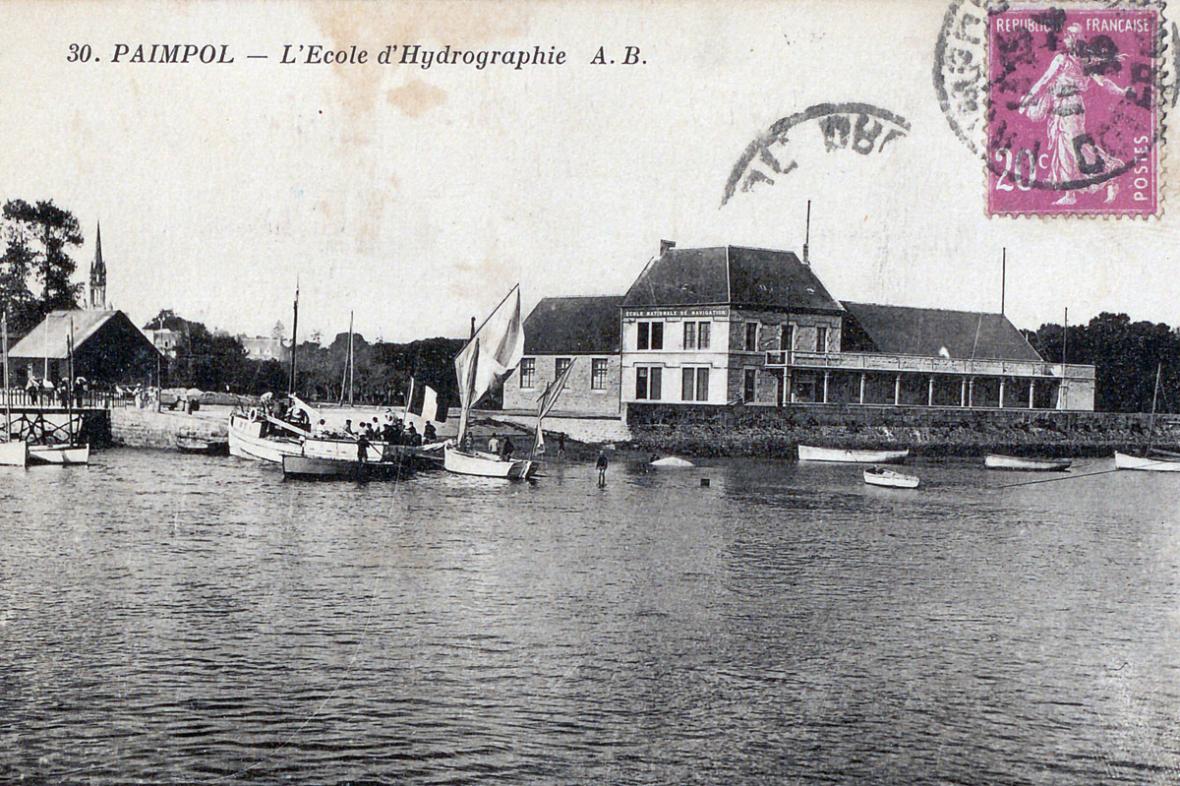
[2,1,1179,784]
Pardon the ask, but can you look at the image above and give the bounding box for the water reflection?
[0,450,1178,783]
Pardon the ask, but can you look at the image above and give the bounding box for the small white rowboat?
[984,454,1072,472]
[29,444,90,465]
[444,445,535,480]
[863,467,920,489]
[1114,451,1180,472]
[798,445,909,464]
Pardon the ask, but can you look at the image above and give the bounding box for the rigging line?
[997,466,1123,489]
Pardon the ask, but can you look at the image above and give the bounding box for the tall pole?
[3,314,10,442]
[67,317,74,443]
[288,280,299,396]
[1147,362,1162,452]
[1061,307,1069,410]
[1001,247,1006,316]
[802,200,811,265]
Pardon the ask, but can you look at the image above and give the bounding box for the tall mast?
[348,311,355,406]
[3,314,10,442]
[67,317,74,442]
[1001,247,1006,316]
[1147,362,1162,454]
[288,279,299,396]
[802,200,811,265]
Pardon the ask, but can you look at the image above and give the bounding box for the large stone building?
[503,241,1096,416]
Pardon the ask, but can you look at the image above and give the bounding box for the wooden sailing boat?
[444,285,534,479]
[0,314,29,467]
[1114,363,1180,471]
[29,315,90,465]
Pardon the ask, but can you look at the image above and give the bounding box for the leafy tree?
[0,220,38,331]
[2,200,84,319]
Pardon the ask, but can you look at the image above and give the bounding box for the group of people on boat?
[309,409,437,446]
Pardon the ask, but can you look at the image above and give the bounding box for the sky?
[1,0,1177,343]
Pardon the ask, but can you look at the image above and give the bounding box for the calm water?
[1,450,1179,784]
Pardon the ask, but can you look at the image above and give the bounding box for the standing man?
[596,450,608,488]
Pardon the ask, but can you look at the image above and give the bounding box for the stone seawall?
[110,406,229,450]
[626,403,1180,458]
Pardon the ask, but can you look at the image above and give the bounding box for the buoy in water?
[651,456,694,468]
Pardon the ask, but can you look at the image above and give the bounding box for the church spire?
[89,221,107,310]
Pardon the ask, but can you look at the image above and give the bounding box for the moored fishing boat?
[984,454,1072,472]
[863,466,920,489]
[1115,364,1180,472]
[227,411,302,462]
[176,434,229,455]
[281,454,412,481]
[444,285,535,480]
[798,445,909,464]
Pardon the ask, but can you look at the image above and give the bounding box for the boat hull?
[444,446,534,479]
[799,445,909,464]
[0,440,29,467]
[1114,451,1180,472]
[29,444,90,465]
[984,454,1072,472]
[282,454,411,481]
[863,469,920,489]
[228,414,301,463]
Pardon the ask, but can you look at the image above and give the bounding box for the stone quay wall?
[110,405,229,450]
[625,403,1180,458]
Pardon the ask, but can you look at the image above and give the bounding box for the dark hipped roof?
[622,246,842,312]
[523,296,622,354]
[843,302,1042,361]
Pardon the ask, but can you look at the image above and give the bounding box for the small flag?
[408,380,446,422]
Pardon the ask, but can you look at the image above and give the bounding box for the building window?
[681,367,710,402]
[698,322,710,349]
[744,368,757,402]
[816,326,828,353]
[636,321,664,351]
[781,323,795,351]
[519,358,535,389]
[745,322,759,352]
[555,357,572,378]
[683,322,696,350]
[635,366,662,400]
[591,358,608,390]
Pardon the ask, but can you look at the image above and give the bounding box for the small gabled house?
[9,310,163,387]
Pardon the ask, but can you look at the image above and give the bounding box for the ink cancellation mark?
[721,103,910,207]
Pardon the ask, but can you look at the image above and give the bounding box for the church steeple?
[89,221,107,310]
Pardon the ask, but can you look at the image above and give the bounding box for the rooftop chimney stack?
[802,200,811,266]
[659,239,676,257]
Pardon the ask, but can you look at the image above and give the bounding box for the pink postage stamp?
[986,3,1163,217]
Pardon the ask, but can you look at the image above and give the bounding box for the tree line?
[1025,312,1180,413]
[0,199,85,332]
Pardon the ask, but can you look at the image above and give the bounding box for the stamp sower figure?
[1019,22,1130,205]
[596,449,608,487]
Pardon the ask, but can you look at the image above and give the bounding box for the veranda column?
[960,377,967,407]
[967,377,975,407]
[893,374,901,406]
[859,372,866,405]
[1028,379,1035,409]
[822,371,830,404]
[998,377,1006,409]
[928,375,935,407]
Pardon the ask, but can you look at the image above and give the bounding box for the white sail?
[454,286,525,441]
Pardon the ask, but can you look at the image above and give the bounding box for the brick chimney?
[659,239,676,256]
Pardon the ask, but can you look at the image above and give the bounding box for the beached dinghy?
[650,456,694,468]
[798,445,909,464]
[984,454,1072,472]
[863,466,920,489]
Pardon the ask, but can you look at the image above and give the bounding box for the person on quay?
[424,421,437,442]
[596,449,609,487]
[406,422,421,447]
[356,431,370,463]
[26,372,39,405]
[488,434,500,456]
[500,436,515,462]
[343,419,355,436]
